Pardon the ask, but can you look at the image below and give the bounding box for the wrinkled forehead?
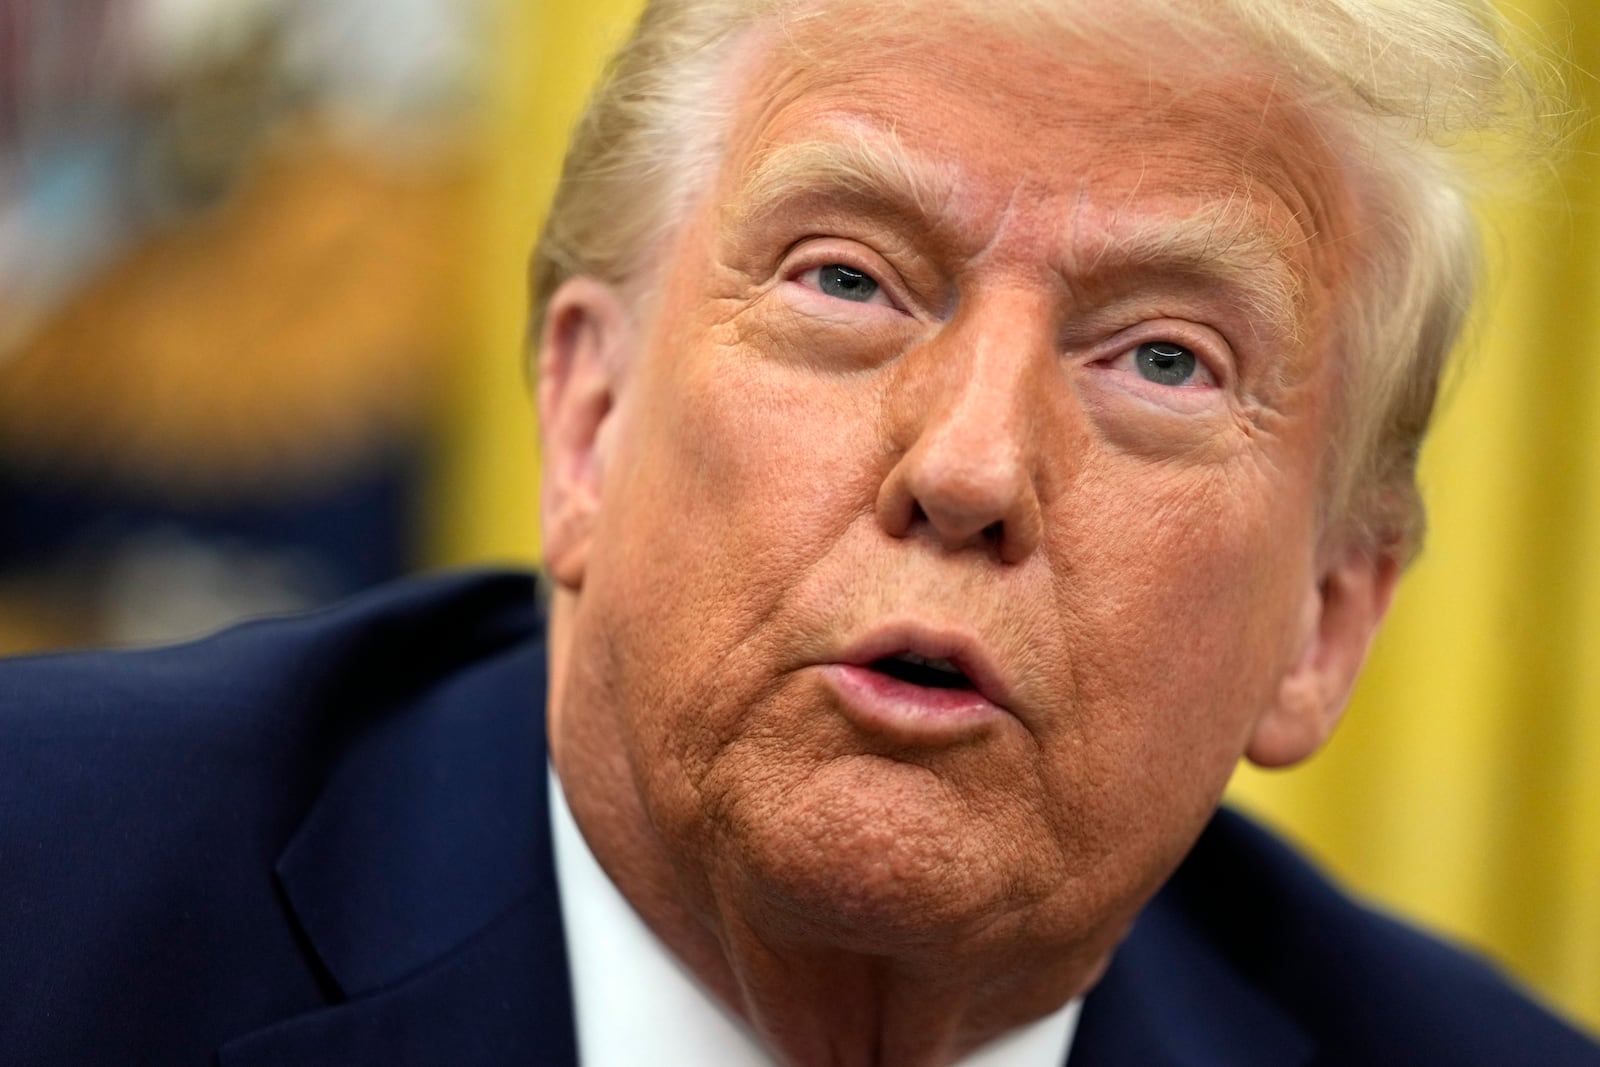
[702,1,1358,311]
[741,0,1333,121]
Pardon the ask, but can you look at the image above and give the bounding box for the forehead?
[708,6,1352,327]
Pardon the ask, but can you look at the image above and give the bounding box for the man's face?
[545,10,1376,981]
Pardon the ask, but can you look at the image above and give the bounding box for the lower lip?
[817,663,1007,744]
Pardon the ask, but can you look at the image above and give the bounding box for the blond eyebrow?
[1071,191,1311,344]
[734,127,960,231]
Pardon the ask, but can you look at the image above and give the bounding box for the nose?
[875,296,1054,564]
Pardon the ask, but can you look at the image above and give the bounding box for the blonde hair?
[531,0,1559,560]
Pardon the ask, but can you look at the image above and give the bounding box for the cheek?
[584,329,885,751]
[620,328,884,578]
[1041,459,1314,826]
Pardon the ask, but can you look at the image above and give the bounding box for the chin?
[699,752,1060,956]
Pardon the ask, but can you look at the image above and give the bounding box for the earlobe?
[1246,547,1400,768]
[537,277,634,591]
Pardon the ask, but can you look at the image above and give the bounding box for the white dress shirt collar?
[550,769,1082,1066]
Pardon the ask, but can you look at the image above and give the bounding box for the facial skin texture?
[539,10,1398,1066]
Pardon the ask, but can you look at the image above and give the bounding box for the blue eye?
[817,264,880,302]
[1135,342,1198,386]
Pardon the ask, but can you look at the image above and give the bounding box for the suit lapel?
[217,897,575,1067]
[221,629,576,1065]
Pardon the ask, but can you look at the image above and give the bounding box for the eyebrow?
[1073,190,1311,344]
[734,127,962,237]
[734,130,1309,340]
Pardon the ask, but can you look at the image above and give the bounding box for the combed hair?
[530,0,1562,560]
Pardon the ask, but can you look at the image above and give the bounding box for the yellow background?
[432,0,1600,1034]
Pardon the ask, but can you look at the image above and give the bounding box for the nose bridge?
[925,297,1042,466]
[878,289,1054,562]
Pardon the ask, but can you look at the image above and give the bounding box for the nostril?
[981,520,1004,542]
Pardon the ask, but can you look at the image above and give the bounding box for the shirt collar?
[550,768,1081,1067]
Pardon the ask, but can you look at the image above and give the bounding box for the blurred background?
[1,0,1596,1040]
[0,0,485,646]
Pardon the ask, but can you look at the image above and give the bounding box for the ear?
[537,277,634,591]
[1245,546,1401,768]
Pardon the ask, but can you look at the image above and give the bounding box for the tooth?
[898,652,960,675]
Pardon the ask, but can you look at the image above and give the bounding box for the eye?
[1127,341,1215,388]
[806,263,886,304]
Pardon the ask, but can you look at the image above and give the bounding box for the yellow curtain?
[425,0,648,566]
[440,0,1600,1034]
[1231,4,1600,1034]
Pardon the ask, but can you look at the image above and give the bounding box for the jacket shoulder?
[0,565,543,849]
[1,566,537,751]
[0,568,541,733]
[0,569,546,1065]
[1135,807,1600,1064]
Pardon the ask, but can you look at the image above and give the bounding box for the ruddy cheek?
[1053,468,1282,674]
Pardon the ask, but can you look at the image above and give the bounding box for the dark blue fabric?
[1072,810,1600,1065]
[0,569,1594,1065]
[0,570,573,1066]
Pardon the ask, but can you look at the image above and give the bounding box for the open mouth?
[867,652,975,691]
[822,636,1005,741]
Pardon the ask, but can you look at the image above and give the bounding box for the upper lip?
[833,621,1016,711]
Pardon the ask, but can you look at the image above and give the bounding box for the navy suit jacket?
[3,570,1597,1066]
